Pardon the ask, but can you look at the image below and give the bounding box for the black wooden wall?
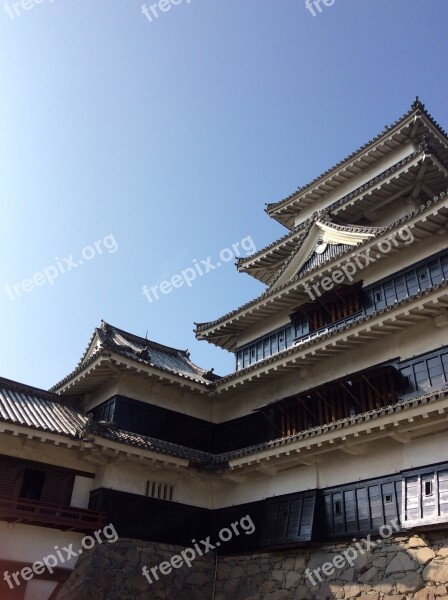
[92,395,212,452]
[320,475,402,539]
[0,454,91,506]
[260,491,316,548]
[88,462,448,551]
[91,345,448,457]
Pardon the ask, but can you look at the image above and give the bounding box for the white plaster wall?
[70,476,95,509]
[0,522,84,568]
[403,430,448,470]
[360,230,448,287]
[0,436,95,474]
[360,196,420,227]
[94,461,214,509]
[317,438,404,489]
[212,465,317,509]
[84,375,212,421]
[83,379,121,412]
[213,432,448,508]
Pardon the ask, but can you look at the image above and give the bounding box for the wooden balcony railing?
[0,494,106,533]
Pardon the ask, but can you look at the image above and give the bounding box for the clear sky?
[0,0,447,389]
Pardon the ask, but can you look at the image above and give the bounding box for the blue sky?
[0,0,447,388]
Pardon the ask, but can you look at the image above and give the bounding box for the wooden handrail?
[0,494,106,531]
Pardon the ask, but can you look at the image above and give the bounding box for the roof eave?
[195,190,448,347]
[266,101,448,226]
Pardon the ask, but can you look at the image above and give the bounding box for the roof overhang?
[53,352,211,397]
[196,191,448,350]
[266,101,448,229]
[214,281,448,394]
[79,434,191,470]
[239,146,448,284]
[226,387,448,474]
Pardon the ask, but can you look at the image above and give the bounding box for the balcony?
[0,494,106,533]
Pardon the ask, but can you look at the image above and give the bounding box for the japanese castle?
[1,98,448,599]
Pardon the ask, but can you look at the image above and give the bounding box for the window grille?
[145,480,174,501]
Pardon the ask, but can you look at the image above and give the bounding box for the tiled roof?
[236,221,309,269]
[1,377,447,471]
[96,322,221,384]
[195,191,448,335]
[94,426,216,466]
[52,321,220,391]
[0,377,87,438]
[238,142,444,273]
[265,98,448,216]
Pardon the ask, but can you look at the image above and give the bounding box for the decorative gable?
[271,219,378,290]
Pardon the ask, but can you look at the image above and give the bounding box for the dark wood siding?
[320,475,402,539]
[402,463,448,529]
[0,455,84,505]
[89,488,212,546]
[0,459,19,497]
[41,470,74,506]
[213,500,265,554]
[236,249,448,370]
[91,395,211,452]
[364,249,448,313]
[260,491,316,548]
[299,285,362,333]
[91,347,448,455]
[213,413,274,453]
[90,488,315,552]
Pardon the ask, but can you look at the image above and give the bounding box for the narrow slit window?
[146,480,174,501]
[384,494,393,504]
[334,500,342,515]
[424,481,433,496]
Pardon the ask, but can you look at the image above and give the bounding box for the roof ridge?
[0,376,58,400]
[100,321,188,357]
[266,98,447,217]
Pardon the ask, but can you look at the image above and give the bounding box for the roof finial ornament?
[100,320,110,335]
[412,96,425,110]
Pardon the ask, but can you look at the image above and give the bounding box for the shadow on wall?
[53,532,448,600]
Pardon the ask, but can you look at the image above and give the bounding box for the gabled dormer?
[269,218,377,290]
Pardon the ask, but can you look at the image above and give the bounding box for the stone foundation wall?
[55,540,214,600]
[56,531,448,599]
[215,531,448,600]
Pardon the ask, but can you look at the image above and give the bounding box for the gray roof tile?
[0,377,87,438]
